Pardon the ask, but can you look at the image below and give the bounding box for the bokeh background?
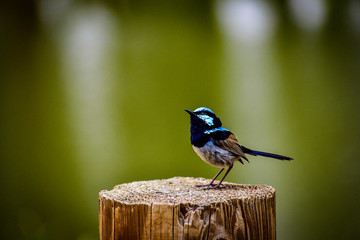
[1,0,360,239]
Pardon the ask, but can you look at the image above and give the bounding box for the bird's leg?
[196,168,224,187]
[208,165,233,189]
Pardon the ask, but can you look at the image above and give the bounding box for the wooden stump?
[99,177,276,240]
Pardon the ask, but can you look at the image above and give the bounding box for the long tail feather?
[241,146,293,160]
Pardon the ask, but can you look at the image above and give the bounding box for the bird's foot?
[206,184,227,189]
[196,183,226,189]
[196,183,213,187]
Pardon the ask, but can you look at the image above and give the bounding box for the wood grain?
[99,177,276,240]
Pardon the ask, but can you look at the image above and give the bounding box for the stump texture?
[99,177,276,240]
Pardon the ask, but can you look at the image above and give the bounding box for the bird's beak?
[185,109,197,117]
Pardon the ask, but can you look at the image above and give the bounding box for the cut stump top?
[99,177,275,205]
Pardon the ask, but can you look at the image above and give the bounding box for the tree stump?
[99,177,276,240]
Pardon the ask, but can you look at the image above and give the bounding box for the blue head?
[185,107,232,147]
[185,107,222,134]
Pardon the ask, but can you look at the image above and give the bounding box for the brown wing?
[213,134,249,163]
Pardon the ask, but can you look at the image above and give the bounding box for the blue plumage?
[185,107,293,189]
[240,146,292,160]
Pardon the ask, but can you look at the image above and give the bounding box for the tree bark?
[99,177,276,240]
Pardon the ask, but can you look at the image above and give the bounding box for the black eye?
[203,111,212,116]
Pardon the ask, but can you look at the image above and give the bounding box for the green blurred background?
[1,0,360,239]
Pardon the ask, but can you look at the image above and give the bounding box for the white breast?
[192,142,236,168]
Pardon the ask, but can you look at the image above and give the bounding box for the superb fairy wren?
[185,107,293,189]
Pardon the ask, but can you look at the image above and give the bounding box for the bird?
[185,107,293,189]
